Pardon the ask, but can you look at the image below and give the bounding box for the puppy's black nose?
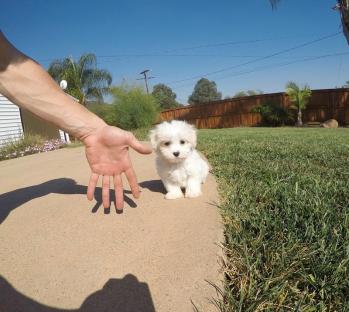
[173,151,180,157]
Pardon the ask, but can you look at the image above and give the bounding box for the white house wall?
[0,94,23,147]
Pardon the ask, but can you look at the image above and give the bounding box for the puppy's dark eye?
[164,141,171,146]
[180,140,185,145]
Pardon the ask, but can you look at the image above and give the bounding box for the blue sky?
[1,0,348,104]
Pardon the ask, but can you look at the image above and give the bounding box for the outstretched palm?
[83,126,152,210]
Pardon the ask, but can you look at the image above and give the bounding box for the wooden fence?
[160,88,349,128]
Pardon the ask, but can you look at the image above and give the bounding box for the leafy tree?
[247,90,263,96]
[48,54,112,105]
[188,78,222,105]
[152,83,180,109]
[343,80,349,87]
[110,85,159,130]
[285,81,312,127]
[233,90,263,98]
[252,102,293,126]
[233,91,248,98]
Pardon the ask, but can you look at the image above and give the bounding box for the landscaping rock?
[321,119,339,128]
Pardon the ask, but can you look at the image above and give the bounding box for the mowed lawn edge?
[196,128,349,311]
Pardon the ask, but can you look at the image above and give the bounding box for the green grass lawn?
[197,128,349,311]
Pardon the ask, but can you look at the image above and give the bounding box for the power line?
[37,33,338,64]
[37,36,292,63]
[161,37,288,53]
[166,31,342,85]
[171,51,349,91]
[94,53,345,60]
[40,51,346,66]
[218,51,349,81]
[149,33,330,53]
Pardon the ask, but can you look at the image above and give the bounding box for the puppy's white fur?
[150,120,209,199]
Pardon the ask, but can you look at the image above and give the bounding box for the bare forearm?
[0,32,105,140]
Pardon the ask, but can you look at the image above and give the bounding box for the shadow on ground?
[0,178,138,224]
[139,180,166,194]
[0,274,156,312]
[0,178,169,224]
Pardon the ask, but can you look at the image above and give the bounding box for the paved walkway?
[0,146,222,312]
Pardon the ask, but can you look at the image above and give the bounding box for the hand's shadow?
[139,180,166,194]
[0,274,156,312]
[0,178,137,224]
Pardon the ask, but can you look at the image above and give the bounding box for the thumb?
[128,134,152,154]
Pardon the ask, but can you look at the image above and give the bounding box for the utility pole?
[138,69,155,94]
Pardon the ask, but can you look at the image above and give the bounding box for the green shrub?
[252,102,294,126]
[131,126,152,141]
[110,85,159,130]
[87,102,115,125]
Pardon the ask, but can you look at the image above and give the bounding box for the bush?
[87,102,115,125]
[0,134,65,161]
[110,85,159,130]
[131,126,152,141]
[252,102,294,126]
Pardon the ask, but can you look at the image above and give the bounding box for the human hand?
[83,125,152,211]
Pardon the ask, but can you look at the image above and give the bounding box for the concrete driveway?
[0,146,222,312]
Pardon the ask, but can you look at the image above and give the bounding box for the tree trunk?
[296,108,303,127]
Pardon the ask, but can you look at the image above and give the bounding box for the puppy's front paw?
[185,189,202,198]
[165,191,184,200]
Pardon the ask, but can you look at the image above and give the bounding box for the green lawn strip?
[197,128,349,311]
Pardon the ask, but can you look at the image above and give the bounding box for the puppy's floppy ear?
[149,128,158,149]
[186,123,197,148]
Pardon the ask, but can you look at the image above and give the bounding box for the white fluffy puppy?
[149,120,209,199]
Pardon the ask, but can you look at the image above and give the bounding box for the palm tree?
[269,0,349,44]
[336,0,349,43]
[48,54,112,105]
[285,82,312,127]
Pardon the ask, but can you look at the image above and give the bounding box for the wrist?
[79,118,108,143]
